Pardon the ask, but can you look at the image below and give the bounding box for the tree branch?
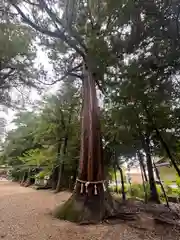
[69,72,83,79]
[87,0,94,29]
[39,0,87,52]
[23,0,40,7]
[10,0,85,58]
[0,68,15,81]
[36,63,83,86]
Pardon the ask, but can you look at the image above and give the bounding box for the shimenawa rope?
[74,178,107,195]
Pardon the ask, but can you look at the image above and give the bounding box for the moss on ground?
[53,197,82,222]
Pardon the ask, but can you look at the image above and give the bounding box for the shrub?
[8,168,26,181]
[130,184,145,199]
[165,185,173,195]
[172,188,180,197]
[109,183,128,193]
[176,175,180,188]
[130,183,164,200]
[36,171,46,180]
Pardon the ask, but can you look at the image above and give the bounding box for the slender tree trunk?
[71,159,78,189]
[55,144,64,193]
[56,163,65,192]
[154,127,180,177]
[144,136,160,203]
[21,171,26,185]
[131,101,159,202]
[137,151,148,182]
[52,140,62,190]
[113,164,118,193]
[51,166,59,190]
[139,160,148,203]
[55,160,64,193]
[153,161,169,207]
[137,151,148,202]
[117,165,126,201]
[143,104,180,176]
[55,136,68,193]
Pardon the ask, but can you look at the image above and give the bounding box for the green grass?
[109,182,180,201]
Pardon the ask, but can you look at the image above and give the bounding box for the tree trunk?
[137,151,148,182]
[139,159,148,203]
[55,136,68,193]
[78,65,104,183]
[55,161,64,193]
[51,141,62,190]
[70,160,78,190]
[144,136,160,203]
[51,166,59,190]
[53,64,119,223]
[117,165,126,201]
[143,104,180,177]
[137,151,148,202]
[153,161,169,207]
[20,171,27,185]
[154,127,180,177]
[113,164,118,193]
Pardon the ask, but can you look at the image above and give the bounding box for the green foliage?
[109,169,126,183]
[165,185,173,196]
[0,21,44,107]
[109,184,128,193]
[128,183,180,200]
[176,175,180,188]
[0,23,33,60]
[36,170,50,180]
[18,148,55,168]
[2,82,81,185]
[8,168,24,181]
[1,111,41,166]
[130,184,148,199]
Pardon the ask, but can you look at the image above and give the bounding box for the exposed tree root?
[154,216,180,227]
[52,189,137,224]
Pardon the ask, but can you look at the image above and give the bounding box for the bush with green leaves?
[8,168,25,181]
[129,183,166,201]
[176,175,180,188]
[109,184,128,193]
[130,184,147,199]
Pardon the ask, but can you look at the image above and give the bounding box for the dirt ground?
[0,181,179,240]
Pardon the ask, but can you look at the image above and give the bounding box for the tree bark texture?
[55,136,68,193]
[137,151,148,182]
[117,165,126,201]
[154,127,180,177]
[113,164,118,193]
[153,162,169,207]
[139,160,148,203]
[53,65,129,223]
[143,104,180,176]
[78,65,104,182]
[144,136,160,203]
[51,166,59,190]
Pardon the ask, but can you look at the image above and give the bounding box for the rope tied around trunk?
[74,178,107,195]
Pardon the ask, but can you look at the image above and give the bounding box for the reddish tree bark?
[53,65,120,223]
[79,64,104,183]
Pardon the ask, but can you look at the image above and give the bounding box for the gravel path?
[0,181,179,240]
